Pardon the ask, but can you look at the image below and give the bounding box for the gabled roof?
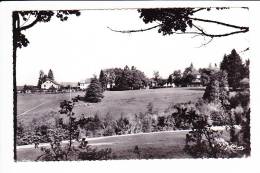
[43,78,60,85]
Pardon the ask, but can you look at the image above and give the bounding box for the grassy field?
[17,87,204,126]
[17,130,192,161]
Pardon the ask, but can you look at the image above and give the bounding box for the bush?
[169,102,197,130]
[229,91,250,109]
[114,115,131,135]
[36,138,113,161]
[197,101,229,126]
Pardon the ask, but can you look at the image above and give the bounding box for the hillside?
[17,87,204,126]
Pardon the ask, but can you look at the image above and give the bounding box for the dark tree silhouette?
[172,70,183,87]
[99,70,107,91]
[220,49,244,90]
[84,77,104,103]
[37,70,45,88]
[167,74,173,86]
[48,69,54,80]
[13,10,80,160]
[108,8,249,40]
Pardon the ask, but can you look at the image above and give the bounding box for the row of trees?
[166,49,249,89]
[84,66,148,103]
[99,65,149,91]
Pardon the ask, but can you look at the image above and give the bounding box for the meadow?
[17,87,204,127]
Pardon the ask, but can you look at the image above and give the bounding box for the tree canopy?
[103,66,148,90]
[108,7,249,43]
[220,49,247,90]
[14,10,81,49]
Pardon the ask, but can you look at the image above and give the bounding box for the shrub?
[36,138,113,161]
[114,115,131,135]
[169,102,197,130]
[197,101,229,126]
[229,90,250,109]
[102,112,116,136]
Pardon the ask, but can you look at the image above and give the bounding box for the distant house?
[106,83,115,89]
[79,78,91,90]
[41,79,60,90]
[190,71,202,87]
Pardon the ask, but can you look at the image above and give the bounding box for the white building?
[79,78,91,90]
[41,79,60,90]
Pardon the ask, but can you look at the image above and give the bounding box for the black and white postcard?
[0,1,259,173]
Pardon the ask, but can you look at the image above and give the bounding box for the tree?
[108,8,248,40]
[199,68,216,86]
[99,70,107,91]
[84,77,104,103]
[167,74,173,86]
[13,10,80,160]
[203,70,229,106]
[37,70,45,88]
[242,59,250,79]
[182,63,196,86]
[104,68,116,89]
[104,66,148,90]
[172,70,183,87]
[220,49,244,90]
[48,69,54,80]
[153,71,161,87]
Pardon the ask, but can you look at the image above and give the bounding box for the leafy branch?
[108,7,249,39]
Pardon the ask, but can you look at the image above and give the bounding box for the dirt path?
[17,130,190,150]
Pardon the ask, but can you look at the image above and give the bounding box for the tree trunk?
[12,11,19,161]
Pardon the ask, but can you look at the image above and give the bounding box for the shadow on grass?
[183,87,206,91]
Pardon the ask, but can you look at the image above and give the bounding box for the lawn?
[17,87,204,127]
[16,130,191,161]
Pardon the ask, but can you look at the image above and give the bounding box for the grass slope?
[18,88,204,126]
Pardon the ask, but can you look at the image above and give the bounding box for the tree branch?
[20,15,40,31]
[192,24,248,38]
[192,8,207,13]
[20,13,31,28]
[190,17,249,30]
[107,24,161,33]
[196,37,214,48]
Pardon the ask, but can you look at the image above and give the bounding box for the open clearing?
[17,87,204,126]
[17,130,192,161]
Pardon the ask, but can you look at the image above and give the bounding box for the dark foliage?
[138,8,196,35]
[203,70,229,106]
[99,70,107,91]
[104,66,148,91]
[48,69,54,81]
[220,49,245,90]
[84,77,104,103]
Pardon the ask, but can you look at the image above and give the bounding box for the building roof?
[79,78,91,84]
[43,78,60,85]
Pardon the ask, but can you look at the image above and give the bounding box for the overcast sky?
[16,8,249,86]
